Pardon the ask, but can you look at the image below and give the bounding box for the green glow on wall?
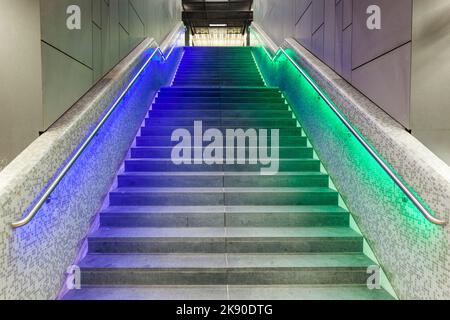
[250,28,449,301]
[253,45,438,225]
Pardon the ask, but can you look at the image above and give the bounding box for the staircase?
[64,47,393,300]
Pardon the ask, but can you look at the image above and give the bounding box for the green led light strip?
[250,26,446,226]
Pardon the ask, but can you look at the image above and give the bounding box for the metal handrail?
[250,24,446,226]
[11,28,185,229]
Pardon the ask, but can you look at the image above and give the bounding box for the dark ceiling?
[182,0,253,35]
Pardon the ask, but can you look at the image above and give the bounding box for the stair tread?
[79,253,373,269]
[63,284,394,300]
[101,205,347,214]
[118,171,325,177]
[161,87,278,90]
[111,187,336,194]
[125,158,317,162]
[112,187,337,193]
[89,227,361,239]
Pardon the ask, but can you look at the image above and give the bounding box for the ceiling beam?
[182,0,253,35]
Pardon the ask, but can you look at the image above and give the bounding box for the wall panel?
[0,0,42,171]
[254,0,413,129]
[39,0,181,131]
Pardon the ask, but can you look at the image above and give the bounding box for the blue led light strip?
[11,30,185,229]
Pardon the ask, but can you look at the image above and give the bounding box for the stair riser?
[109,192,338,206]
[80,269,369,286]
[144,118,297,127]
[173,73,261,77]
[100,212,349,228]
[118,174,327,188]
[141,127,301,136]
[151,104,288,111]
[178,64,256,66]
[180,59,254,61]
[174,77,263,81]
[226,212,349,228]
[119,175,223,188]
[174,78,263,82]
[100,212,226,228]
[110,192,224,206]
[157,92,281,98]
[136,136,307,147]
[174,78,264,83]
[174,72,262,76]
[149,111,292,118]
[179,63,256,66]
[159,88,277,92]
[175,73,260,76]
[130,148,313,160]
[180,59,256,61]
[125,161,320,172]
[178,63,256,66]
[88,238,363,254]
[172,82,266,86]
[155,98,280,104]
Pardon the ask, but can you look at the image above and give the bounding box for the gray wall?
[0,0,181,172]
[0,0,43,172]
[411,0,450,166]
[41,0,182,129]
[254,0,450,167]
[253,0,413,128]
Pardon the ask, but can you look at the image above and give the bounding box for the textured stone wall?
[252,30,450,299]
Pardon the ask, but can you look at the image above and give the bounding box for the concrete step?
[124,158,320,172]
[109,187,339,206]
[176,65,258,68]
[144,117,297,127]
[174,72,262,77]
[151,102,289,111]
[99,205,349,228]
[148,110,293,118]
[178,64,256,68]
[173,82,266,87]
[179,59,256,62]
[63,284,394,300]
[174,73,262,78]
[154,97,281,104]
[178,64,257,66]
[174,77,264,82]
[136,135,307,147]
[131,147,313,160]
[78,253,374,286]
[160,87,278,92]
[157,91,281,98]
[118,172,327,188]
[140,126,301,136]
[87,227,363,254]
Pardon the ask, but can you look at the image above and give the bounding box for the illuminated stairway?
[64,47,393,300]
